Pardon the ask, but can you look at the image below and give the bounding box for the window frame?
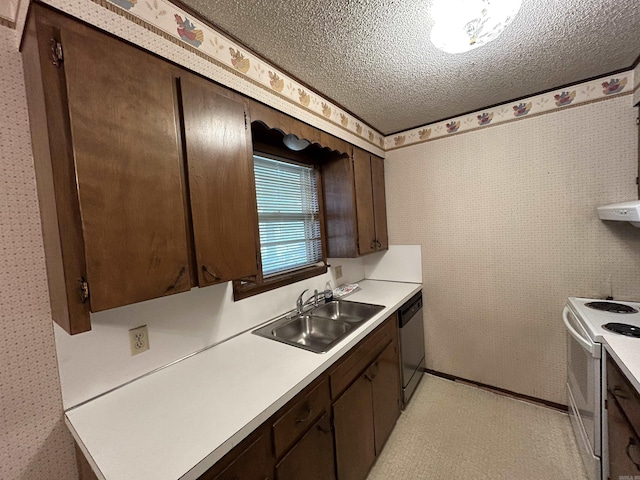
[233,144,328,301]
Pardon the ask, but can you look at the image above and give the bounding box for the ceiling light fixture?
[430,0,522,54]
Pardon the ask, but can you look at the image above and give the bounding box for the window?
[233,147,327,300]
[254,155,323,278]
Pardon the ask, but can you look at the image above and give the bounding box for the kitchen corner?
[65,250,422,480]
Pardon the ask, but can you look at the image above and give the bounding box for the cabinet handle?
[365,363,379,382]
[50,38,63,67]
[202,265,221,281]
[317,423,331,434]
[626,437,640,471]
[165,266,186,292]
[370,361,380,380]
[295,404,313,424]
[370,240,376,250]
[376,240,382,248]
[612,387,629,400]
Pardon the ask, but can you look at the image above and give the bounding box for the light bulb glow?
[430,0,522,54]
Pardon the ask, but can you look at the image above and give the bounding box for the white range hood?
[597,200,640,227]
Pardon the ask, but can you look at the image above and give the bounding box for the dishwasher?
[398,291,425,406]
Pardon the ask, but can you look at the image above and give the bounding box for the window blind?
[254,155,323,278]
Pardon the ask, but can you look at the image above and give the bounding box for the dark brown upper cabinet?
[22,5,192,334]
[21,5,258,334]
[179,74,258,286]
[322,146,389,257]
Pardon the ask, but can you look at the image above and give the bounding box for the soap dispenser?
[324,281,333,303]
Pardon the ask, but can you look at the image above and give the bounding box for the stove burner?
[603,323,640,338]
[585,302,638,314]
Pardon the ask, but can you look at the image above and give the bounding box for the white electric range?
[564,297,640,480]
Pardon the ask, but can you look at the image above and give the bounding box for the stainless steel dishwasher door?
[399,292,425,406]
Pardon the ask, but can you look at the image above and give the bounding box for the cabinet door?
[333,374,376,480]
[370,340,401,455]
[608,394,640,479]
[204,433,272,480]
[321,153,358,258]
[371,155,388,251]
[61,25,191,311]
[353,148,376,255]
[276,412,335,480]
[180,75,258,285]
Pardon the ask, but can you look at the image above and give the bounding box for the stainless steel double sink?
[252,300,385,353]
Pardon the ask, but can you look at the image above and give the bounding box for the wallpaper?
[385,94,640,405]
[0,26,78,480]
[386,71,636,150]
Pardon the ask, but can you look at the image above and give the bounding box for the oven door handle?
[563,306,597,356]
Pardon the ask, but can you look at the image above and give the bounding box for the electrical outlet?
[335,265,343,280]
[129,325,149,356]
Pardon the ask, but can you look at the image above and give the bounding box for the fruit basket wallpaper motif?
[174,14,203,47]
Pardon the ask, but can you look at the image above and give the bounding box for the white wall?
[56,259,365,408]
[385,94,640,405]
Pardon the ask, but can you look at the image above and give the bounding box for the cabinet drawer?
[273,378,330,459]
[199,428,272,480]
[329,315,396,401]
[275,412,335,480]
[608,355,640,436]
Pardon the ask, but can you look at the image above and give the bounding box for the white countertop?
[66,279,422,480]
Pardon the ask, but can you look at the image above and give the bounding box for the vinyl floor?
[367,374,588,480]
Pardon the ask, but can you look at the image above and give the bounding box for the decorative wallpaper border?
[17,0,640,153]
[385,71,636,151]
[91,0,385,151]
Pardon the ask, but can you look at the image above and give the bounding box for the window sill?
[232,265,328,301]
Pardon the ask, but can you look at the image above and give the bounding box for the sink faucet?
[296,289,308,314]
[296,289,323,313]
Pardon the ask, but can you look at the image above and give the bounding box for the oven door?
[563,306,602,457]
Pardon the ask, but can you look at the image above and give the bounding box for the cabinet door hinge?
[50,39,63,68]
[244,111,248,129]
[78,278,89,303]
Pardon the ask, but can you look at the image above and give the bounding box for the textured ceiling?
[180,0,640,135]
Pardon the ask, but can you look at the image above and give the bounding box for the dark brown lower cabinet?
[334,374,377,480]
[608,395,640,479]
[276,413,335,480]
[202,430,272,480]
[607,354,640,479]
[371,340,401,456]
[332,319,401,480]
